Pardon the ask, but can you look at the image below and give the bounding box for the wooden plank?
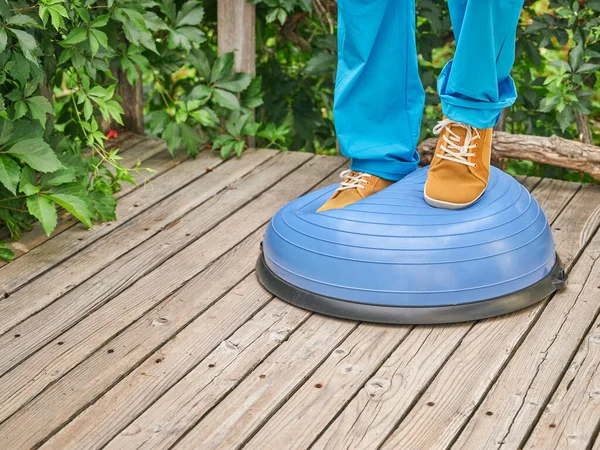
[42,165,346,450]
[0,152,317,418]
[452,220,600,450]
[0,140,214,298]
[312,324,471,450]
[244,324,412,449]
[173,316,358,450]
[218,0,255,74]
[593,431,600,450]
[517,175,542,193]
[529,178,580,225]
[50,287,306,450]
[523,303,600,450]
[0,149,272,337]
[0,155,343,449]
[0,137,169,264]
[377,185,600,450]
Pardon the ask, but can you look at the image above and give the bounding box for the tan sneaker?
[317,170,394,212]
[424,119,493,209]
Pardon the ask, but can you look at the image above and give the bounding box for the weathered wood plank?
[244,324,412,449]
[517,175,542,193]
[173,316,358,450]
[0,156,344,449]
[0,139,214,297]
[452,222,600,450]
[0,137,170,265]
[43,166,346,450]
[378,185,600,450]
[52,289,307,450]
[0,151,315,420]
[0,149,272,338]
[312,324,471,450]
[523,300,600,450]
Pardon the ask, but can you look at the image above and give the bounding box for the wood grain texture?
[418,132,600,180]
[104,298,309,450]
[379,185,600,450]
[0,138,175,285]
[0,151,312,423]
[217,0,255,74]
[0,155,344,449]
[245,324,412,449]
[173,315,358,450]
[312,324,471,450]
[0,149,272,338]
[524,296,600,450]
[38,159,345,450]
[453,225,600,450]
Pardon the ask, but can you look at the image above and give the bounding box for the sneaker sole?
[423,187,485,210]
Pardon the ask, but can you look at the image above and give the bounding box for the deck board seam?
[306,177,580,448]
[13,155,346,447]
[0,150,279,340]
[0,151,307,382]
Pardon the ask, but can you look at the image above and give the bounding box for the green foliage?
[0,0,263,262]
[249,0,600,175]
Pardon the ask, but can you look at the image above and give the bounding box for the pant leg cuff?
[350,158,418,182]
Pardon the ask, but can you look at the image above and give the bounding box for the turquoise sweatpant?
[334,0,524,181]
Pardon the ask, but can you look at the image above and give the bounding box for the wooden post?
[115,67,144,134]
[217,0,256,75]
[218,0,256,148]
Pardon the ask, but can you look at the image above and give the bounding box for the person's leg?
[424,0,523,210]
[334,0,424,181]
[439,0,524,128]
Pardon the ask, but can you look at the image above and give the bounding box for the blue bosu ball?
[256,166,567,324]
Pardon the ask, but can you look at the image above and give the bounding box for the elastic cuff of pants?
[350,159,418,182]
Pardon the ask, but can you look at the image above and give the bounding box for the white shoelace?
[432,119,480,167]
[336,169,372,191]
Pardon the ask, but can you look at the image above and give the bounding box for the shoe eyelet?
[474,163,478,168]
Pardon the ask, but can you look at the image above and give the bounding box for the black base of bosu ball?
[256,166,568,325]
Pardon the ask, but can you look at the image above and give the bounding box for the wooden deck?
[1,134,599,450]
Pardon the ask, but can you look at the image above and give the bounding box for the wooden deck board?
[0,137,598,450]
[0,148,279,375]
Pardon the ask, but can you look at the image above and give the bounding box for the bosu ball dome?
[256,166,567,324]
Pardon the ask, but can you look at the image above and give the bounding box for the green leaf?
[163,121,181,155]
[91,14,110,28]
[25,96,53,127]
[557,106,574,132]
[0,29,7,54]
[242,76,264,108]
[43,184,94,228]
[213,88,240,110]
[90,29,108,52]
[210,53,234,83]
[6,138,62,173]
[90,190,116,221]
[13,101,27,120]
[26,194,57,236]
[40,168,75,186]
[8,28,37,62]
[179,123,205,157]
[188,84,211,105]
[0,155,21,194]
[569,43,584,71]
[62,27,88,45]
[215,73,252,93]
[176,2,204,27]
[18,166,40,195]
[0,246,15,263]
[189,49,211,79]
